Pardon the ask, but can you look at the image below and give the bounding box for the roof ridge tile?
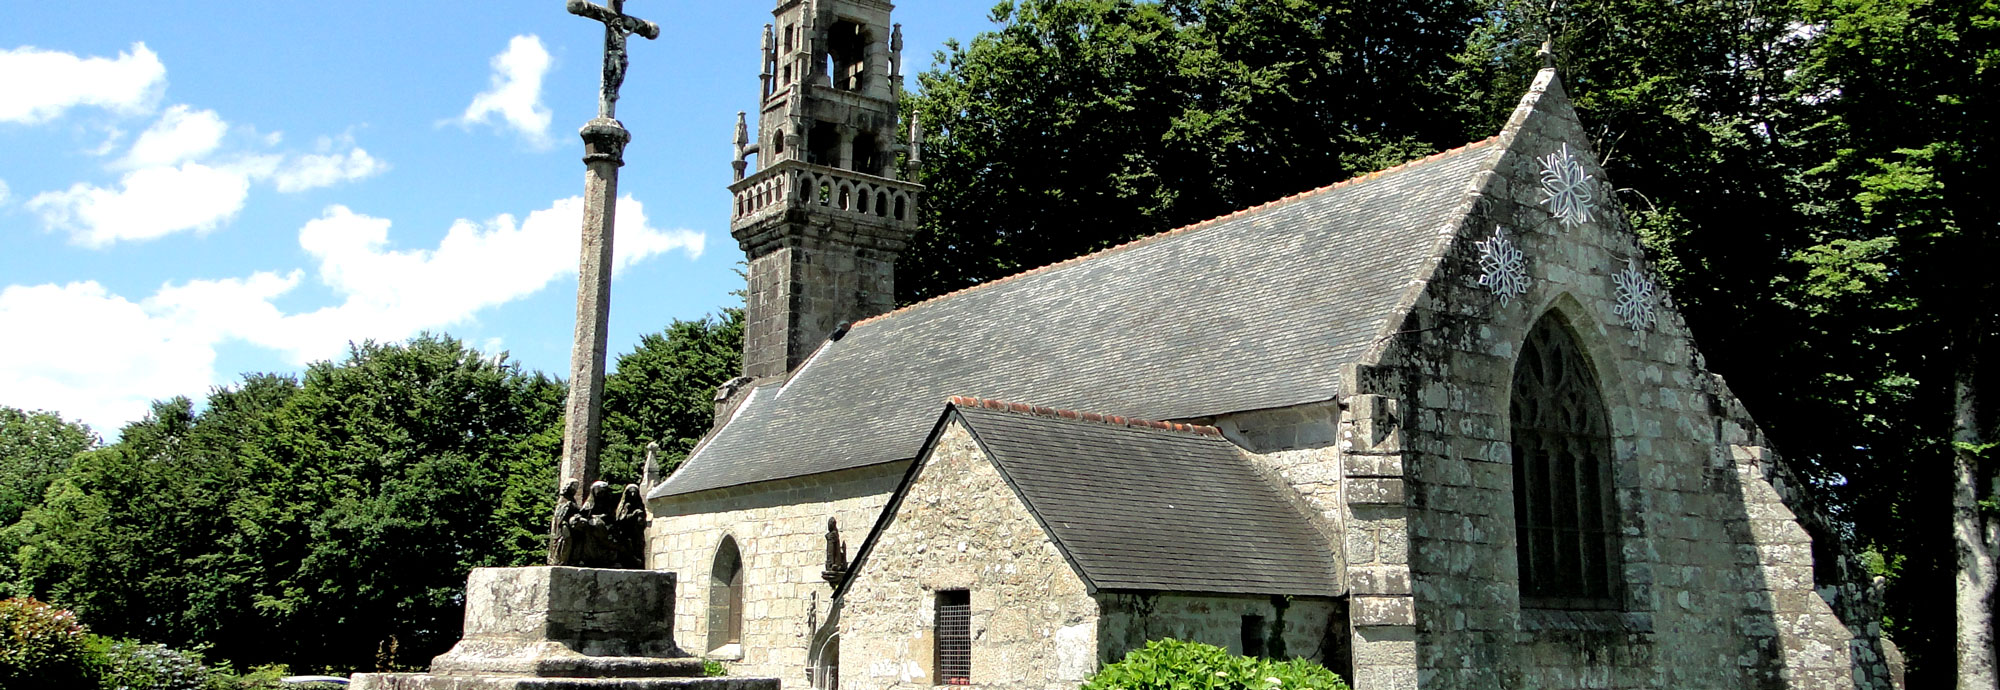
[948,396,1223,437]
[856,136,1501,329]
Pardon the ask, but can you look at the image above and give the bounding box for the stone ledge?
[430,640,703,678]
[352,674,779,690]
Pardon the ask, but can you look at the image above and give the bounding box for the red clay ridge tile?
[854,136,1500,332]
[947,396,1223,437]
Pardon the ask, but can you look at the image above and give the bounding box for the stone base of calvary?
[353,567,769,690]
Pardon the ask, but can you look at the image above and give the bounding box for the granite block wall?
[648,463,905,689]
[1338,67,1893,689]
[837,419,1099,690]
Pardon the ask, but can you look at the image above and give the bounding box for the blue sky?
[0,1,1000,436]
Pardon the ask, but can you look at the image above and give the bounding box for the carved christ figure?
[567,0,661,119]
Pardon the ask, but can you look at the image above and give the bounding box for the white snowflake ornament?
[1477,226,1531,306]
[1539,143,1596,229]
[1612,258,1658,331]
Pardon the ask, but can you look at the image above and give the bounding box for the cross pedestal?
[352,567,778,690]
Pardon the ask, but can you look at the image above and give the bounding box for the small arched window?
[708,536,745,653]
[1510,312,1621,608]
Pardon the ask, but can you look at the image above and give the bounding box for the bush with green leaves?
[1084,639,1349,690]
[0,597,100,689]
[96,638,213,690]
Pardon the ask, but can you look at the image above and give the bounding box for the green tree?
[0,408,96,531]
[901,0,1480,302]
[1782,0,1998,683]
[0,408,96,594]
[601,309,745,484]
[10,336,565,673]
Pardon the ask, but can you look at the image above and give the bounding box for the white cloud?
[458,35,554,147]
[30,161,256,247]
[0,281,230,435]
[0,179,10,206]
[0,43,166,123]
[259,197,702,363]
[118,105,227,169]
[0,195,703,434]
[275,147,386,193]
[31,106,385,245]
[29,161,254,247]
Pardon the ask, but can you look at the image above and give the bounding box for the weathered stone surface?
[836,421,1098,690]
[425,567,682,677]
[647,464,902,688]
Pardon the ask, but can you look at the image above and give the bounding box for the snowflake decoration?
[1538,143,1597,229]
[1611,258,1658,331]
[1477,225,1530,306]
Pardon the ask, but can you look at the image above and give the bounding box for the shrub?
[1084,639,1349,690]
[97,638,213,690]
[0,597,100,690]
[703,659,729,677]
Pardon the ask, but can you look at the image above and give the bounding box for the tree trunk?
[1957,321,1996,690]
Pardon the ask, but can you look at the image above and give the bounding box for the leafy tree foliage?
[600,309,745,484]
[901,0,1481,301]
[9,336,563,672]
[0,409,96,532]
[0,408,96,593]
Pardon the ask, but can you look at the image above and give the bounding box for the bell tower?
[729,0,924,381]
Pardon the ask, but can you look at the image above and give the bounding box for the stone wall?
[648,463,905,688]
[1214,403,1347,581]
[1339,67,1889,689]
[1097,594,1342,668]
[837,419,1100,690]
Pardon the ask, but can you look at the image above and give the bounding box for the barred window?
[934,590,971,685]
[1511,314,1621,608]
[708,536,745,653]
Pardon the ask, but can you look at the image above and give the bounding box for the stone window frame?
[934,589,972,685]
[1506,306,1637,616]
[707,534,747,658]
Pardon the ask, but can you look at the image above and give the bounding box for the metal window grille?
[1510,315,1622,609]
[935,590,971,685]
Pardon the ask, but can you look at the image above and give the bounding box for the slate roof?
[657,137,1499,498]
[840,398,1342,597]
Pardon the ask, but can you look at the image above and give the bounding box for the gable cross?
[567,0,661,120]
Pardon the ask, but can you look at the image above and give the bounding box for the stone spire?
[723,0,926,382]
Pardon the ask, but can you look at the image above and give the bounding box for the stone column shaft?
[561,118,630,491]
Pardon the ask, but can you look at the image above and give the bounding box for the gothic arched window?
[1510,313,1621,608]
[708,536,745,653]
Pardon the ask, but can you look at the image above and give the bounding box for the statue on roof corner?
[822,517,848,584]
[549,479,649,569]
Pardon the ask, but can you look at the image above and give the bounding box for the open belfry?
[641,3,1909,690]
[727,0,923,381]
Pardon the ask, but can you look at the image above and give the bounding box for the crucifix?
[568,0,661,120]
[558,0,658,498]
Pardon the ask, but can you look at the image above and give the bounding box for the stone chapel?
[643,2,1903,689]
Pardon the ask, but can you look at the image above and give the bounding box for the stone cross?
[558,0,656,493]
[567,0,661,120]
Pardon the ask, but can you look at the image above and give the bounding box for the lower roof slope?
[658,138,1498,498]
[844,399,1341,597]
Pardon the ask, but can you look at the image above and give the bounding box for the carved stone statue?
[550,479,647,569]
[548,479,583,566]
[821,517,848,584]
[613,484,647,569]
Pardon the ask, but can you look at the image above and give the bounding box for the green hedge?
[1085,639,1350,690]
[1,597,101,689]
[3,598,304,690]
